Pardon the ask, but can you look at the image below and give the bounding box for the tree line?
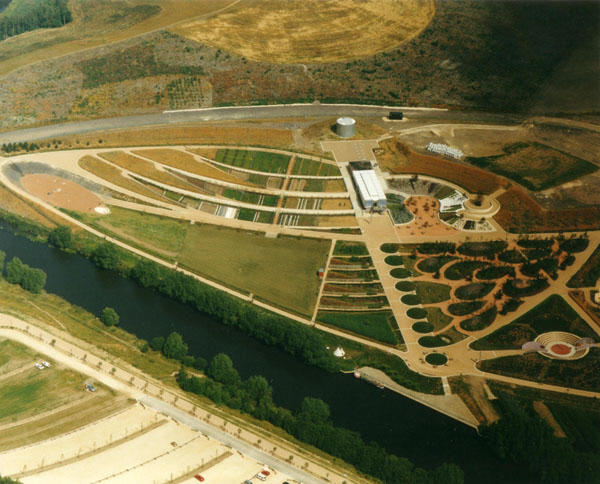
[175,350,464,484]
[0,0,72,41]
[0,250,46,293]
[481,396,600,483]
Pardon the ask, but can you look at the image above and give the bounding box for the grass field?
[317,311,398,345]
[215,148,290,174]
[0,338,40,374]
[468,143,598,191]
[413,282,451,304]
[178,224,330,315]
[173,0,434,63]
[72,206,189,257]
[133,149,256,187]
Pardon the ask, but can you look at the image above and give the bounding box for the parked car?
[257,474,266,482]
[42,361,51,368]
[85,383,96,392]
[34,363,44,370]
[260,471,270,476]
[244,480,253,484]
[193,475,204,482]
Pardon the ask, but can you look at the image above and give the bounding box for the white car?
[34,363,44,370]
[42,361,51,368]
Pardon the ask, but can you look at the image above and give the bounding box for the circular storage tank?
[336,117,356,138]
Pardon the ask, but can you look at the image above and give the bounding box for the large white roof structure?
[351,169,386,209]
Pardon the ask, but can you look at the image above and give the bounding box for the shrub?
[445,260,488,280]
[460,306,497,331]
[417,256,457,273]
[498,250,526,264]
[163,332,188,361]
[407,308,427,319]
[100,307,119,327]
[401,294,421,305]
[412,321,434,333]
[559,237,589,254]
[517,238,554,249]
[380,243,399,253]
[390,267,411,278]
[395,281,415,291]
[457,241,507,259]
[150,336,165,351]
[384,255,404,266]
[417,242,455,254]
[48,225,73,250]
[455,282,496,300]
[476,265,515,280]
[502,278,549,298]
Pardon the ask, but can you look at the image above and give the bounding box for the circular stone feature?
[390,268,411,279]
[412,321,434,334]
[401,294,421,305]
[549,343,572,356]
[395,281,415,291]
[384,255,404,266]
[425,353,448,366]
[407,308,427,319]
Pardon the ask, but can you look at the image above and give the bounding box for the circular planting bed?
[384,255,404,266]
[380,243,400,254]
[412,321,434,333]
[425,353,448,365]
[395,281,415,291]
[390,268,411,279]
[407,308,427,319]
[401,294,421,305]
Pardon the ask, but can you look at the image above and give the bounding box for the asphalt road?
[0,103,522,144]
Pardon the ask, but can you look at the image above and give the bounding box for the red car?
[261,471,270,476]
[194,475,204,482]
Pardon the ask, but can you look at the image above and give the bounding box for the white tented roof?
[337,117,356,126]
[352,170,386,205]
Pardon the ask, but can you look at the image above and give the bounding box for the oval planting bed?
[417,256,457,274]
[412,321,434,333]
[448,300,485,316]
[425,353,448,366]
[455,282,496,300]
[444,260,489,280]
[395,281,415,291]
[390,268,411,279]
[401,294,421,305]
[384,255,404,266]
[460,306,497,332]
[407,307,427,319]
[418,334,453,347]
[380,243,400,254]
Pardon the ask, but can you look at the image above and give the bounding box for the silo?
[336,117,356,138]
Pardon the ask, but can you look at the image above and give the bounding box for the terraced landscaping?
[214,148,290,174]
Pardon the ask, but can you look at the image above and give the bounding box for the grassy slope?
[317,311,398,345]
[179,224,330,316]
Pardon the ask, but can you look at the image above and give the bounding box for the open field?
[377,138,505,194]
[173,0,434,64]
[0,337,40,374]
[179,224,330,315]
[73,206,189,257]
[495,186,600,233]
[467,142,598,191]
[317,311,398,345]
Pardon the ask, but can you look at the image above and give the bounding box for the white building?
[351,169,386,210]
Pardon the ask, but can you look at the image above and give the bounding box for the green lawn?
[424,306,453,332]
[73,206,189,256]
[179,224,330,315]
[414,282,451,304]
[0,364,88,424]
[317,311,398,345]
[0,338,40,373]
[216,148,290,174]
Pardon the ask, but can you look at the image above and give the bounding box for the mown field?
[173,0,434,64]
[178,224,330,315]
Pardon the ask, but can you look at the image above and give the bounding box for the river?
[0,224,533,483]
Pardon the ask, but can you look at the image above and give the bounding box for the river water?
[0,224,533,483]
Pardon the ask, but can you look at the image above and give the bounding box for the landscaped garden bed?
[417,256,458,273]
[401,294,421,305]
[455,282,496,300]
[412,321,434,333]
[380,243,400,253]
[419,327,468,347]
[425,353,448,365]
[395,281,415,291]
[471,295,597,350]
[457,241,508,259]
[448,300,486,316]
[384,255,404,266]
[460,306,497,332]
[444,260,489,280]
[476,265,515,280]
[390,268,412,279]
[414,282,451,304]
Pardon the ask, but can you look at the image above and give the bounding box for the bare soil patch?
[21,174,102,213]
[173,0,434,64]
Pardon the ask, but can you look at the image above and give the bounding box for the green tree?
[92,243,119,270]
[207,353,240,386]
[20,267,47,294]
[5,257,25,285]
[131,260,160,287]
[0,476,23,484]
[162,332,188,361]
[100,307,119,327]
[429,462,465,484]
[48,225,73,250]
[150,336,165,351]
[298,397,330,424]
[0,249,5,277]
